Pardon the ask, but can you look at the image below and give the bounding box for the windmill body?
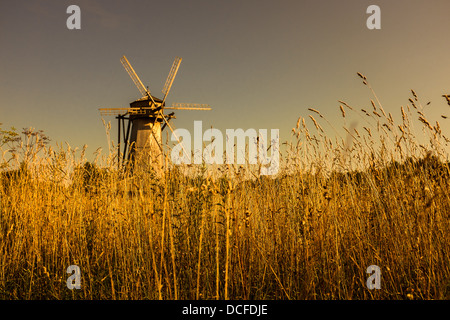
[127,96,165,167]
[99,55,211,170]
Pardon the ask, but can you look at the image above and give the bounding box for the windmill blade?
[120,55,151,98]
[161,112,175,131]
[98,107,147,116]
[165,106,211,111]
[157,110,190,161]
[161,57,182,104]
[166,103,211,111]
[99,108,130,116]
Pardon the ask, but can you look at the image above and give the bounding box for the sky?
[1,0,450,162]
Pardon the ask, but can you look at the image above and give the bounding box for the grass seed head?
[339,105,346,118]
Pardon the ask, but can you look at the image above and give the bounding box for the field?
[1,77,449,299]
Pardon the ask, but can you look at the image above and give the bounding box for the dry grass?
[0,76,449,300]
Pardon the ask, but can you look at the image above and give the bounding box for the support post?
[123,117,132,164]
[118,116,121,169]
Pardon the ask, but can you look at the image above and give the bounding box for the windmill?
[99,55,211,169]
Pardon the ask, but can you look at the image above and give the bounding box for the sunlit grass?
[0,75,449,299]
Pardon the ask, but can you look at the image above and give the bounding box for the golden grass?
[0,77,449,300]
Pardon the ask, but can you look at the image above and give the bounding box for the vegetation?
[0,76,449,299]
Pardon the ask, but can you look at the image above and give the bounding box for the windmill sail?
[120,55,150,98]
[162,57,182,103]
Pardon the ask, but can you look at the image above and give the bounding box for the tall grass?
[0,75,449,299]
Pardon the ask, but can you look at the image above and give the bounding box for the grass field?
[1,77,449,299]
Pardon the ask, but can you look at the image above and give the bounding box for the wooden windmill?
[99,55,211,169]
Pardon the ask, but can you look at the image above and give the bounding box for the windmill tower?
[99,55,211,170]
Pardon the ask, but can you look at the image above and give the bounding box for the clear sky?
[1,0,450,161]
